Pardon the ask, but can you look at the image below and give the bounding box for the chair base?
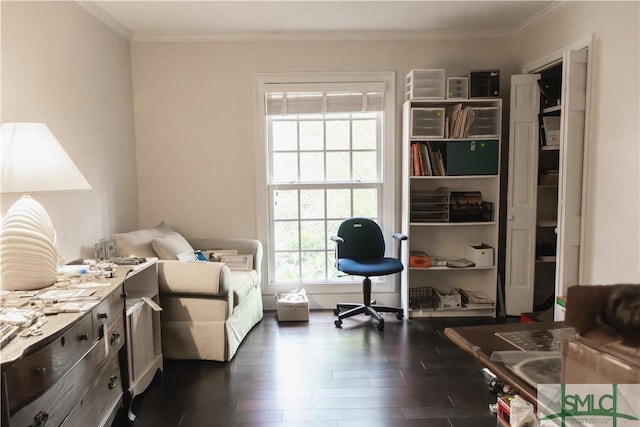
[333,277,403,331]
[334,304,403,331]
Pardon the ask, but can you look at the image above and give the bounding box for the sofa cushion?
[229,271,259,306]
[601,285,640,342]
[152,232,195,260]
[113,221,174,257]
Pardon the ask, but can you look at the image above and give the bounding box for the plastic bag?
[510,394,537,427]
[278,288,307,303]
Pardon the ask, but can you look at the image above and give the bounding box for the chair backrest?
[336,218,385,262]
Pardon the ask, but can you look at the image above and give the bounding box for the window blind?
[264,82,385,116]
[266,92,383,116]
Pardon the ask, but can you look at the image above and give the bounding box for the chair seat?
[337,257,403,277]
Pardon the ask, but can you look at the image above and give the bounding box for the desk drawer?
[9,317,122,427]
[92,285,124,340]
[61,352,122,427]
[4,314,93,414]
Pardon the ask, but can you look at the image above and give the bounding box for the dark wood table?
[444,321,568,406]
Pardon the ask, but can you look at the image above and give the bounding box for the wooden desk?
[0,260,162,427]
[444,321,567,406]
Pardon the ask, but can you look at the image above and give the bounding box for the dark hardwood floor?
[113,310,508,427]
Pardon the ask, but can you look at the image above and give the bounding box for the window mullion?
[297,188,302,281]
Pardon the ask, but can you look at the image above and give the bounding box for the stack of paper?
[458,288,495,309]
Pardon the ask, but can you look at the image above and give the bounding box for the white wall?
[1,1,139,261]
[511,1,640,285]
[131,38,516,242]
[4,1,636,289]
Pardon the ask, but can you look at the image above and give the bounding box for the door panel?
[505,74,540,315]
[556,49,588,303]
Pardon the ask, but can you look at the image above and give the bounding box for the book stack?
[458,288,495,310]
[410,142,446,176]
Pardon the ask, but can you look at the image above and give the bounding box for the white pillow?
[152,232,194,260]
[112,221,175,257]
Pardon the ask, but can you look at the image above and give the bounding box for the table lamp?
[0,122,92,290]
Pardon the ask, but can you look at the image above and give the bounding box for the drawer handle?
[78,333,89,341]
[108,375,118,390]
[29,410,49,427]
[31,367,47,377]
[110,331,121,345]
[98,312,108,320]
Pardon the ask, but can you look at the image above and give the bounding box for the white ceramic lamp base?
[0,196,58,290]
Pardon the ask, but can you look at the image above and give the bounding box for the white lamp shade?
[1,122,92,193]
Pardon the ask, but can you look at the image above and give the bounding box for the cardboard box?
[276,293,309,322]
[497,396,511,426]
[409,251,431,268]
[434,288,461,309]
[464,243,494,267]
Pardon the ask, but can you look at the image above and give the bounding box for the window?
[256,73,396,294]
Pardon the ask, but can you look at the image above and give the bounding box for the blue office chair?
[330,217,407,330]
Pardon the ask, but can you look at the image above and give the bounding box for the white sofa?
[112,223,263,361]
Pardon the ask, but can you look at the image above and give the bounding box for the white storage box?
[447,77,469,99]
[546,130,560,146]
[467,107,500,137]
[276,290,309,322]
[434,288,461,309]
[542,116,561,146]
[464,243,494,267]
[410,108,446,138]
[405,69,446,100]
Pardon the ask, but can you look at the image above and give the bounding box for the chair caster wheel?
[333,308,340,315]
[377,321,385,331]
[396,312,404,320]
[335,319,342,328]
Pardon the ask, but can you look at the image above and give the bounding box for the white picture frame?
[104,239,116,259]
[204,249,238,262]
[221,254,253,271]
[94,240,106,261]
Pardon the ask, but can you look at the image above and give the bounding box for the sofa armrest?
[188,238,263,281]
[158,260,233,296]
[565,284,637,335]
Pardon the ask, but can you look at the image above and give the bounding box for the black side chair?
[330,217,407,330]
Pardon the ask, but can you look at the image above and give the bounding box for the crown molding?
[79,1,563,44]
[132,29,507,43]
[75,1,132,40]
[510,1,566,35]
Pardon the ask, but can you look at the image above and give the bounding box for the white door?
[505,74,540,315]
[555,49,588,308]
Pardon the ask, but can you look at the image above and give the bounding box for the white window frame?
[255,72,397,296]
